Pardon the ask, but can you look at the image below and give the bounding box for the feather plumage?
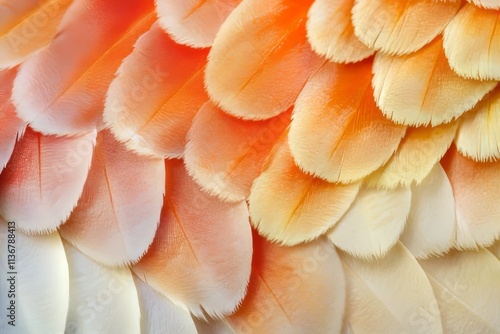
[0,0,72,69]
[249,139,360,245]
[444,3,500,80]
[133,275,198,334]
[104,23,209,158]
[0,68,25,171]
[289,59,406,183]
[205,0,321,120]
[365,121,457,189]
[12,0,156,136]
[340,242,443,334]
[0,223,69,334]
[155,0,241,48]
[59,130,165,266]
[400,164,456,259]
[373,37,497,126]
[133,159,252,318]
[419,248,500,332]
[442,145,500,249]
[64,242,141,334]
[306,0,374,63]
[227,235,346,334]
[455,85,500,161]
[185,102,291,202]
[352,0,460,55]
[0,128,95,233]
[329,186,412,259]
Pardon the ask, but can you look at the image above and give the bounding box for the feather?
[59,130,165,266]
[306,0,374,63]
[0,221,69,334]
[227,235,346,334]
[155,0,241,48]
[419,248,500,332]
[0,0,72,69]
[0,127,95,233]
[194,318,233,334]
[0,68,25,171]
[289,59,406,184]
[104,23,209,159]
[63,242,141,334]
[365,121,457,189]
[444,4,500,80]
[12,0,156,136]
[184,102,291,202]
[455,85,500,162]
[205,0,321,120]
[340,242,443,334]
[352,0,460,56]
[400,164,456,259]
[467,0,500,9]
[133,275,198,334]
[489,242,500,259]
[249,139,360,246]
[373,36,497,127]
[329,186,411,259]
[441,144,500,249]
[133,159,252,318]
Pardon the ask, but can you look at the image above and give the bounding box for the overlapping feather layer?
[0,0,499,333]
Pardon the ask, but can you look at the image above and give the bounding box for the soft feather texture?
[133,159,252,318]
[352,0,460,55]
[373,37,497,126]
[12,0,156,136]
[133,275,198,334]
[0,127,95,233]
[329,186,412,259]
[185,102,291,202]
[442,145,500,249]
[0,222,69,334]
[0,67,25,170]
[249,139,360,245]
[104,23,209,158]
[59,130,165,266]
[419,248,500,332]
[467,0,500,9]
[227,234,346,334]
[400,164,456,259]
[306,0,373,63]
[455,85,500,161]
[63,242,141,334]
[205,0,321,120]
[340,242,443,334]
[155,0,241,48]
[289,59,406,183]
[444,4,500,80]
[365,121,457,189]
[0,0,72,69]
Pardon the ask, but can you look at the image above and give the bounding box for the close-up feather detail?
[365,121,458,189]
[59,130,165,266]
[205,0,322,120]
[0,222,69,334]
[0,0,72,70]
[0,0,499,333]
[104,23,209,159]
[289,59,406,183]
[0,67,24,171]
[154,0,241,48]
[132,159,252,319]
[444,4,500,81]
[0,127,95,233]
